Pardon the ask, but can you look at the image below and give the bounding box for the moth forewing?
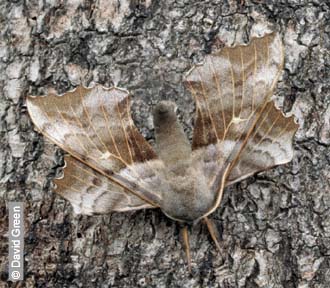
[184,32,297,210]
[27,85,163,211]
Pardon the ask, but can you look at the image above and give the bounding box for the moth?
[27,32,298,270]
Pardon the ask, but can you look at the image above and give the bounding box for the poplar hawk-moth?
[27,32,298,270]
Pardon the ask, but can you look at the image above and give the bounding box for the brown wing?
[54,156,154,215]
[185,32,298,195]
[27,85,163,213]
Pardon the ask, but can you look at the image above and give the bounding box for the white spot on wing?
[100,151,111,159]
[231,117,247,124]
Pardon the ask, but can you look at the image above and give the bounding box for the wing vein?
[272,120,293,144]
[69,103,126,164]
[99,93,122,159]
[209,56,227,134]
[187,80,207,143]
[197,67,220,141]
[52,102,89,155]
[255,114,281,148]
[252,43,257,112]
[239,47,245,118]
[249,104,273,143]
[67,104,107,156]
[78,88,127,165]
[63,172,100,189]
[70,158,100,178]
[55,180,84,194]
[36,103,105,167]
[116,97,134,165]
[226,49,236,118]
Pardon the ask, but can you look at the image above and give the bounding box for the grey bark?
[1,0,330,287]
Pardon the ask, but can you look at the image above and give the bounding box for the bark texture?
[1,0,330,287]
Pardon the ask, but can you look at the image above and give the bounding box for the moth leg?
[181,226,191,272]
[204,217,221,252]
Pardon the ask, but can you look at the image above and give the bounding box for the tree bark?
[1,0,330,287]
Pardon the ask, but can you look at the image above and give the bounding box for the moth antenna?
[181,226,192,272]
[204,217,221,252]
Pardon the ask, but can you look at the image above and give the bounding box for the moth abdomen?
[153,101,191,169]
[152,101,177,129]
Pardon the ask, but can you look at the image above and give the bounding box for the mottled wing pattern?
[27,85,163,212]
[55,156,153,215]
[226,101,298,184]
[185,33,298,191]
